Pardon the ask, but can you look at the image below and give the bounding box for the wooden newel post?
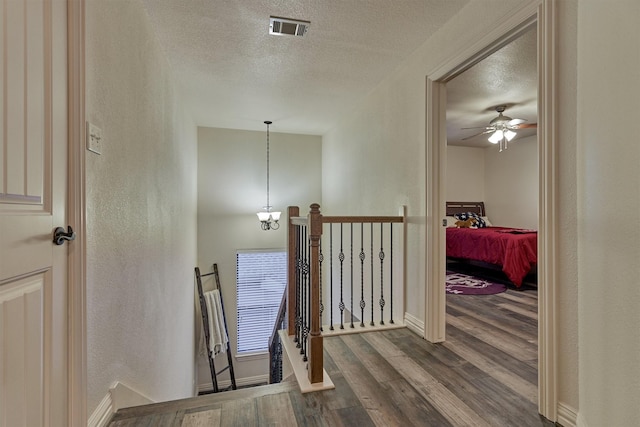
[307,203,324,384]
[287,206,299,337]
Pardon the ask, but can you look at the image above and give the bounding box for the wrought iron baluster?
[302,227,309,361]
[269,300,286,384]
[295,225,301,346]
[339,224,345,329]
[330,224,334,331]
[305,229,312,362]
[350,223,354,328]
[379,222,385,325]
[390,223,394,324]
[269,339,282,384]
[359,223,365,327]
[319,240,324,332]
[298,225,304,349]
[370,222,374,326]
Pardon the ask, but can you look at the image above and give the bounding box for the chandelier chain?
[257,120,279,230]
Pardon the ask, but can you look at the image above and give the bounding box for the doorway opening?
[424,1,558,421]
[444,24,540,417]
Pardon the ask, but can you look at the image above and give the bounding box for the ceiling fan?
[462,105,537,151]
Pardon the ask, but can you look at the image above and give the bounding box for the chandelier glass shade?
[488,128,516,144]
[257,209,280,230]
[487,106,519,152]
[488,126,517,152]
[257,121,280,231]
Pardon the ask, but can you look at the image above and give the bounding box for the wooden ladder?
[195,263,237,393]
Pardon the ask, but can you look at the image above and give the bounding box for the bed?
[445,202,537,287]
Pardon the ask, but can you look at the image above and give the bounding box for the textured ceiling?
[446,27,538,147]
[141,1,536,140]
[142,0,469,135]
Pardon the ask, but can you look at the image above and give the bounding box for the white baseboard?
[111,381,154,410]
[197,374,269,394]
[321,321,405,337]
[87,382,154,427]
[557,402,578,427]
[87,390,113,427]
[404,312,424,336]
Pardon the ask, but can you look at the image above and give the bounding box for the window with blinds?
[236,250,287,354]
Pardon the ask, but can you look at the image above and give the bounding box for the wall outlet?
[86,122,102,155]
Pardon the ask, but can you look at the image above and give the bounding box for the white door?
[0,0,69,425]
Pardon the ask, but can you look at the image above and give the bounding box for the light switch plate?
[86,122,102,155]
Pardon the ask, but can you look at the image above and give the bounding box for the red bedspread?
[446,227,537,287]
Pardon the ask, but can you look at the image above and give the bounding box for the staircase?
[107,381,298,426]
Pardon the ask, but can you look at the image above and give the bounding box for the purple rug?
[446,271,507,295]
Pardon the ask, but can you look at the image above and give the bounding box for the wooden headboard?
[446,201,486,216]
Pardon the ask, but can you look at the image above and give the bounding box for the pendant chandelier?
[257,121,280,230]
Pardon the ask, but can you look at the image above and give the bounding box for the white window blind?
[236,250,287,354]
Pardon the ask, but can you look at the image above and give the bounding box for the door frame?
[424,0,558,421]
[68,0,87,424]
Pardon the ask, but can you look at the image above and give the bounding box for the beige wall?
[447,136,538,229]
[484,135,538,229]
[197,127,322,389]
[323,0,580,421]
[577,1,640,425]
[446,146,485,202]
[85,0,198,414]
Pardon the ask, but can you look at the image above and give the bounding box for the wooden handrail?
[322,215,404,224]
[290,216,308,226]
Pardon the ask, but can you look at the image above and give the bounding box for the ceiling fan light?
[270,211,281,221]
[488,130,503,144]
[505,130,517,141]
[257,211,271,221]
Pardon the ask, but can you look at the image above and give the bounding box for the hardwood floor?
[108,288,553,426]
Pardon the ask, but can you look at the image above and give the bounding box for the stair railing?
[287,204,404,386]
[268,291,287,384]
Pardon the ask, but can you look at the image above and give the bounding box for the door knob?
[53,226,76,246]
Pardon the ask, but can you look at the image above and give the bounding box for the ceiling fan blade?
[508,118,527,126]
[460,126,492,130]
[462,130,493,140]
[513,123,537,129]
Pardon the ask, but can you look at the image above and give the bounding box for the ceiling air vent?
[269,16,310,37]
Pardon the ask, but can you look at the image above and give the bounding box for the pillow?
[454,212,487,228]
[445,216,458,227]
[482,216,493,226]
